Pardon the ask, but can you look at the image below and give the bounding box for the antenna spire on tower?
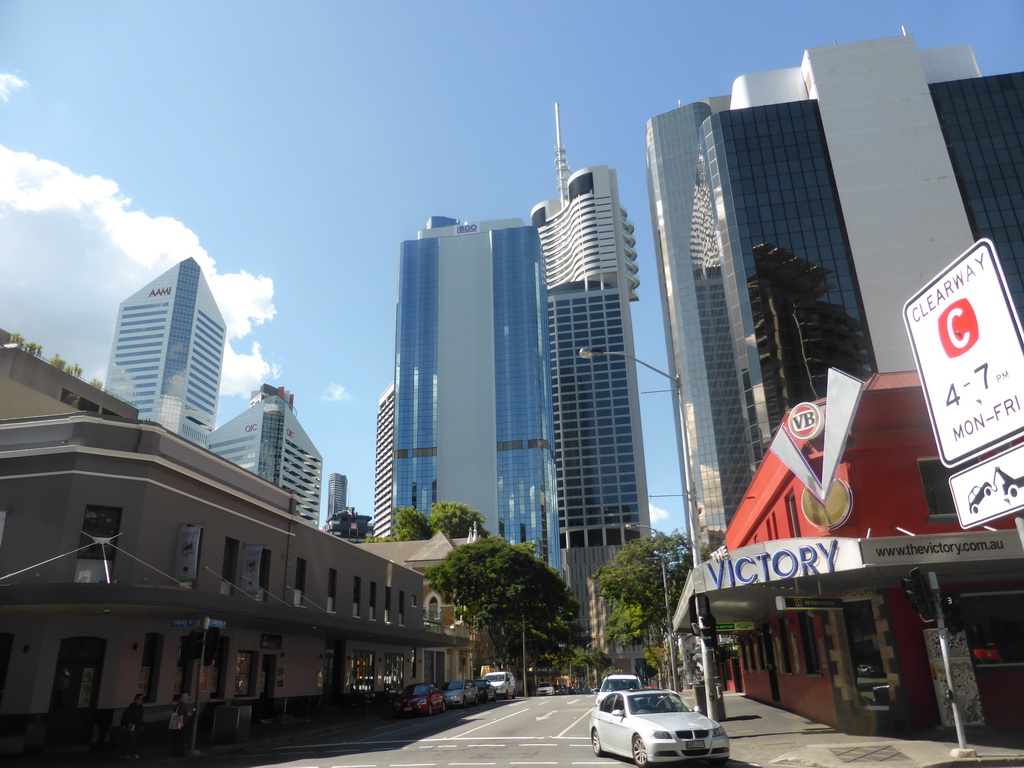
[554,103,570,203]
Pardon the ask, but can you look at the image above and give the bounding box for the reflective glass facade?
[933,73,1024,309]
[391,220,560,568]
[648,40,1024,544]
[394,238,439,514]
[209,384,323,525]
[105,257,225,446]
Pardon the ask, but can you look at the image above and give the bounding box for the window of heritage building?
[75,505,122,583]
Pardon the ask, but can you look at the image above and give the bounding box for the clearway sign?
[903,239,1024,467]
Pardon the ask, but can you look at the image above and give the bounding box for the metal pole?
[189,616,210,755]
[660,555,680,691]
[926,573,975,758]
[579,348,718,714]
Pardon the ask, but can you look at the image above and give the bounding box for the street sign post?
[903,239,1024,468]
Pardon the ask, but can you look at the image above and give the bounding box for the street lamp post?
[579,347,719,715]
[625,523,679,692]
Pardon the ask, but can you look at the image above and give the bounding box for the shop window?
[798,613,821,675]
[234,651,255,696]
[843,599,887,707]
[75,506,122,583]
[384,652,404,693]
[350,650,374,693]
[780,622,793,674]
[962,590,1024,666]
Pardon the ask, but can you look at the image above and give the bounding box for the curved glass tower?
[532,166,651,656]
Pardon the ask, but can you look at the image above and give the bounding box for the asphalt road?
[204,694,611,768]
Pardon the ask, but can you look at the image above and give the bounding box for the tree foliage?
[594,531,692,657]
[429,501,489,538]
[425,538,579,669]
[392,506,433,541]
[386,502,489,542]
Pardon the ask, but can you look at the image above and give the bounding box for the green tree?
[429,501,489,538]
[392,506,432,541]
[594,531,692,674]
[425,538,579,670]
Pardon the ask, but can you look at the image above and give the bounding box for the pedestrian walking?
[168,692,191,757]
[119,693,144,759]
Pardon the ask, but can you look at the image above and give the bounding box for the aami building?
[677,371,1024,734]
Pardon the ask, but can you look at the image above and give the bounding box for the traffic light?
[203,627,220,664]
[900,567,935,621]
[697,612,718,650]
[185,630,205,659]
[938,593,964,634]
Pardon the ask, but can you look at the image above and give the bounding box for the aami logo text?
[149,287,172,297]
[938,298,980,358]
[456,224,478,234]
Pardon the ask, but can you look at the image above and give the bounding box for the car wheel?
[591,728,606,757]
[632,734,649,767]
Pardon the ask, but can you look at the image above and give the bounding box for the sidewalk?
[8,692,1024,768]
[706,692,1024,768]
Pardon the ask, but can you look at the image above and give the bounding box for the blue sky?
[2,1,1021,530]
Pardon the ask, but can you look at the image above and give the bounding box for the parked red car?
[393,683,445,716]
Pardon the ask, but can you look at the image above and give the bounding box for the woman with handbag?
[169,692,191,757]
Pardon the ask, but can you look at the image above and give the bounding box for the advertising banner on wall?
[241,544,264,597]
[173,524,202,586]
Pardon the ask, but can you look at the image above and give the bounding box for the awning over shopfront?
[674,530,1024,629]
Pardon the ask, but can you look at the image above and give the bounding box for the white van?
[483,670,517,699]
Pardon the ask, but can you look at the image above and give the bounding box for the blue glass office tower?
[391,217,560,569]
[105,257,225,446]
[646,36,1022,545]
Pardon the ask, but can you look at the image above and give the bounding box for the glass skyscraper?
[646,36,1022,545]
[105,257,225,446]
[531,166,650,655]
[209,384,324,525]
[389,217,560,569]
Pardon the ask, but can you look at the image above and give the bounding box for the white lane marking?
[535,710,559,721]
[449,705,528,737]
[557,708,594,739]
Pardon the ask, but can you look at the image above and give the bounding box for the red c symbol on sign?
[938,298,979,358]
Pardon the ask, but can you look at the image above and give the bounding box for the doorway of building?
[47,636,106,747]
[259,653,276,718]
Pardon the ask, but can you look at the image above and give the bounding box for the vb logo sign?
[938,298,980,358]
[787,402,824,440]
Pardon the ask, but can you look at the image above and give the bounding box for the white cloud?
[322,383,350,401]
[648,503,670,525]
[0,73,27,102]
[0,145,276,395]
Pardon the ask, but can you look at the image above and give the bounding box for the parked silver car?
[442,679,478,707]
[589,689,729,766]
